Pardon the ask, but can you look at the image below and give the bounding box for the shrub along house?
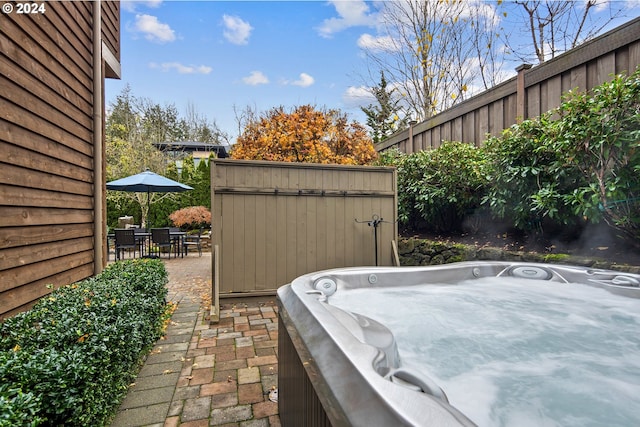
[0,1,121,319]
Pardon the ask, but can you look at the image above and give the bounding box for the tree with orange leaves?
[230,105,377,165]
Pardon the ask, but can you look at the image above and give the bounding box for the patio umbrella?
[107,169,193,228]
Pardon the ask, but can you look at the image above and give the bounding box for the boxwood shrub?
[0,259,169,426]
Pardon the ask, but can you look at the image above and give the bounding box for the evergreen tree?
[105,86,221,228]
[361,72,408,144]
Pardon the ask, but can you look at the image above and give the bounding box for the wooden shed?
[210,159,398,321]
[0,1,121,319]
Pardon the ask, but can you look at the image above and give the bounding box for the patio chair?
[169,227,185,257]
[114,228,137,260]
[183,227,203,257]
[133,227,149,256]
[151,228,175,258]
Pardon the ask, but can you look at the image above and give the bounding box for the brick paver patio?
[110,253,281,426]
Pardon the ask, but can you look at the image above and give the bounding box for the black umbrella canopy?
[106,170,193,228]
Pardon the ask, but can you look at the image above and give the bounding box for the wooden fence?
[210,159,398,320]
[376,17,640,153]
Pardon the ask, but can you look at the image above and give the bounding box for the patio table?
[109,230,186,259]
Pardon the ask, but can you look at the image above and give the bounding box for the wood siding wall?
[1,1,120,320]
[377,17,640,153]
[212,160,398,297]
[101,1,120,64]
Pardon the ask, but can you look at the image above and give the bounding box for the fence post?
[408,120,417,152]
[516,63,532,122]
[211,244,220,323]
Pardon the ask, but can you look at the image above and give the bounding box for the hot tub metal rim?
[303,261,640,296]
[278,261,640,427]
[278,280,477,427]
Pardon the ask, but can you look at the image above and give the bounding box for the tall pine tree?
[361,72,408,144]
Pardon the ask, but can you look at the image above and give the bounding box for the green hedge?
[376,141,487,232]
[378,67,640,242]
[0,259,169,426]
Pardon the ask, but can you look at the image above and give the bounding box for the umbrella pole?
[147,190,150,230]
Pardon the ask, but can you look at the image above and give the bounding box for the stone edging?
[397,238,640,274]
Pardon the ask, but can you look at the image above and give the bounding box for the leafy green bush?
[374,69,640,243]
[481,113,582,231]
[0,259,168,426]
[548,68,640,240]
[377,142,487,232]
[0,383,43,427]
[483,67,640,239]
[375,148,416,227]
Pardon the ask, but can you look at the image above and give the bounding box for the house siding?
[0,1,120,319]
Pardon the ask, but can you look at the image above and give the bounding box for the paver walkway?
[110,253,281,427]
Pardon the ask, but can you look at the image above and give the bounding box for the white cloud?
[342,85,375,108]
[243,71,269,85]
[122,0,162,13]
[317,0,379,38]
[357,33,397,52]
[291,73,315,87]
[134,14,176,43]
[222,15,253,45]
[150,62,212,74]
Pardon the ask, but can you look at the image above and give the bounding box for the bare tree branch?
[361,0,502,120]
[508,0,627,63]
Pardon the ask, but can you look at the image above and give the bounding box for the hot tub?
[277,261,640,427]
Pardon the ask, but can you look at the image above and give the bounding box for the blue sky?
[105,1,640,142]
[107,0,380,140]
